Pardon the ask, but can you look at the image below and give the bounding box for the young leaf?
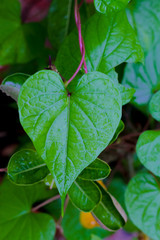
[110,120,124,145]
[56,11,143,81]
[18,70,122,202]
[0,179,57,240]
[125,172,160,240]
[149,90,160,121]
[7,149,50,185]
[0,0,45,65]
[0,73,29,101]
[48,0,73,52]
[122,42,160,113]
[126,0,160,52]
[92,183,126,231]
[78,158,111,181]
[94,0,129,14]
[68,178,101,212]
[118,84,135,105]
[136,130,160,177]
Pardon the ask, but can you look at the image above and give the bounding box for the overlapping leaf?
[149,90,160,121]
[94,0,129,14]
[18,70,122,202]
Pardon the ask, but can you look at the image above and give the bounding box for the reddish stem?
[0,168,7,172]
[32,195,60,212]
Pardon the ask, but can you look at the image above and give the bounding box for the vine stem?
[67,0,88,86]
[0,168,7,172]
[32,195,60,212]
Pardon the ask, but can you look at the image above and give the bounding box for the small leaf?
[79,158,111,181]
[110,120,124,145]
[0,179,57,240]
[118,84,135,105]
[7,149,50,185]
[69,178,101,212]
[0,73,29,101]
[149,90,160,121]
[125,172,160,240]
[18,70,122,201]
[136,130,160,177]
[92,183,126,231]
[94,0,129,14]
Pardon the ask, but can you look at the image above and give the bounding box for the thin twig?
[32,195,60,212]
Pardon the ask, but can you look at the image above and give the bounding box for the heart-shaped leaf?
[94,0,129,14]
[0,179,57,240]
[68,178,101,212]
[149,90,160,121]
[79,158,111,181]
[125,172,160,240]
[18,70,122,202]
[0,73,29,101]
[136,130,160,177]
[7,149,50,185]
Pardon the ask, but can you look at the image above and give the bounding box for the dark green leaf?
[0,179,57,240]
[48,0,73,53]
[149,90,160,121]
[18,70,122,202]
[79,158,111,181]
[7,149,50,185]
[110,120,124,145]
[93,183,126,231]
[126,0,160,52]
[56,11,143,81]
[0,0,45,65]
[0,73,29,101]
[118,84,135,105]
[136,130,160,177]
[122,42,160,113]
[94,0,129,13]
[125,172,160,240]
[69,178,101,212]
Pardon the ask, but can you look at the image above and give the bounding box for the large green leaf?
[48,0,73,53]
[118,84,135,105]
[94,0,129,13]
[7,149,50,185]
[149,90,160,121]
[69,178,101,212]
[0,73,29,101]
[79,158,111,181]
[93,183,126,231]
[125,172,160,240]
[0,179,57,240]
[0,0,45,65]
[136,130,160,177]
[56,11,143,81]
[122,42,160,113]
[126,0,160,52]
[18,70,122,202]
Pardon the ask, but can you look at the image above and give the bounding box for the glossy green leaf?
[79,158,111,181]
[18,70,122,202]
[48,0,73,53]
[7,149,50,185]
[0,0,45,65]
[125,172,160,240]
[149,90,160,121]
[118,84,135,105]
[136,130,160,177]
[110,120,124,145]
[56,11,143,81]
[126,0,160,52]
[0,179,57,240]
[69,178,101,212]
[93,183,126,231]
[122,42,160,113]
[62,201,110,240]
[94,0,129,13]
[0,73,29,101]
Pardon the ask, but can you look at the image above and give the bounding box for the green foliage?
[110,120,124,145]
[125,172,160,240]
[94,0,129,13]
[149,90,160,121]
[7,149,49,185]
[18,70,122,202]
[136,130,160,177]
[0,179,56,240]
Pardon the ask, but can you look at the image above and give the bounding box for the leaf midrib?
[11,163,47,176]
